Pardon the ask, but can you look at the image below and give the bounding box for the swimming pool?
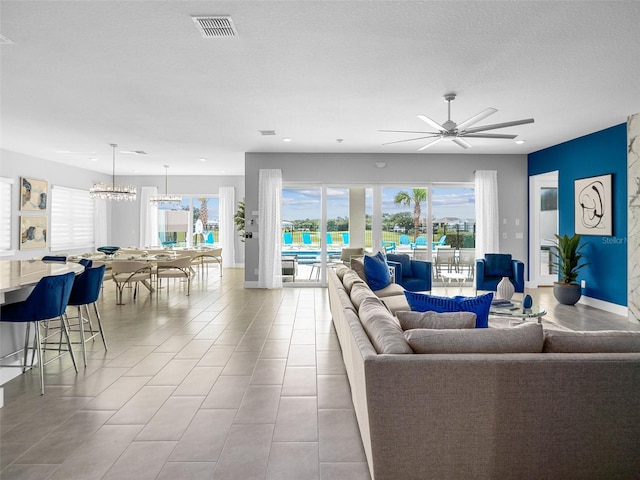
[281,248,341,264]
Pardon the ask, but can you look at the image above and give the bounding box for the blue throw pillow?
[364,251,391,291]
[454,293,494,328]
[404,291,458,313]
[484,254,512,277]
[404,291,494,328]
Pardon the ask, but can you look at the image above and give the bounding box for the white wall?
[0,149,112,259]
[244,152,529,283]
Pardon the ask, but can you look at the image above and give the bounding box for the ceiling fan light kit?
[381,93,534,150]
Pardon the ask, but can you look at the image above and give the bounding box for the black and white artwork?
[574,174,612,236]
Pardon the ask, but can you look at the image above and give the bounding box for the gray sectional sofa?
[328,264,640,480]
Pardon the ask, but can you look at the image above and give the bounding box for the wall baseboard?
[579,295,629,319]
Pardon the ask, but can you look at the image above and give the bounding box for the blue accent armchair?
[475,253,525,293]
[386,253,432,292]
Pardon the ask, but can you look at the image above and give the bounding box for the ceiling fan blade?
[462,118,534,134]
[452,137,471,149]
[382,135,439,146]
[417,137,443,151]
[455,108,497,131]
[417,114,444,132]
[461,133,518,139]
[379,129,434,134]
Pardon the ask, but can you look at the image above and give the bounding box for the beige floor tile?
[318,409,367,463]
[156,461,217,480]
[154,334,195,353]
[47,424,144,480]
[174,366,223,396]
[103,440,177,480]
[273,396,318,442]
[250,358,287,385]
[212,424,274,480]
[84,375,151,410]
[266,442,320,480]
[0,464,59,480]
[169,409,236,462]
[123,352,176,376]
[197,344,235,366]
[106,345,156,368]
[202,375,251,409]
[106,385,174,425]
[282,366,317,396]
[287,344,316,366]
[221,350,260,375]
[146,358,198,386]
[175,339,215,359]
[318,374,353,409]
[320,462,372,480]
[136,396,204,440]
[234,384,281,424]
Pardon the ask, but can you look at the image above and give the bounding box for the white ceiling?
[1,1,640,176]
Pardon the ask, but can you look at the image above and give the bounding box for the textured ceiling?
[1,1,640,176]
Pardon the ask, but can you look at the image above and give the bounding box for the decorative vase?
[497,276,515,300]
[523,294,533,309]
[553,283,581,305]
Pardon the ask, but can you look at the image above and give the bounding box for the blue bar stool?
[0,272,78,395]
[66,264,108,366]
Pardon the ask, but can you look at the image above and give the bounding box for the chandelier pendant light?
[90,144,137,201]
[150,165,181,205]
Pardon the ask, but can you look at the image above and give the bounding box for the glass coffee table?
[489,301,547,324]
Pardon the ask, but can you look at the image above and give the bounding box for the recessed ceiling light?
[283,138,292,142]
[89,158,97,162]
[199,158,207,162]
[375,162,387,168]
[336,139,344,143]
[515,140,526,144]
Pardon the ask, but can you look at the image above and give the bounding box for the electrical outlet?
[503,233,507,239]
[581,280,586,288]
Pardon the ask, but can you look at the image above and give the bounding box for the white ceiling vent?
[259,130,276,136]
[192,16,238,38]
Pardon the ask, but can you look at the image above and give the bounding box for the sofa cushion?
[405,322,544,354]
[386,253,412,278]
[543,330,640,353]
[358,296,413,354]
[403,291,494,328]
[373,282,406,298]
[380,295,411,315]
[350,257,366,281]
[342,270,365,294]
[335,264,349,280]
[341,247,364,263]
[484,253,513,277]
[397,310,476,330]
[364,251,391,291]
[349,281,376,310]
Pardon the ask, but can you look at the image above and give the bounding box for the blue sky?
[282,187,475,221]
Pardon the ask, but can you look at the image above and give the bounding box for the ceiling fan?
[380,93,534,150]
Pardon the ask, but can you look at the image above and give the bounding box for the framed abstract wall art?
[20,216,47,250]
[20,177,48,211]
[574,174,612,236]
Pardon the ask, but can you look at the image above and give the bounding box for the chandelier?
[90,144,137,201]
[149,165,181,205]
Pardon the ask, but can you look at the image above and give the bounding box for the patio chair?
[398,234,411,247]
[283,232,293,245]
[414,236,427,248]
[342,232,350,245]
[433,235,447,249]
[302,232,317,247]
[205,232,215,244]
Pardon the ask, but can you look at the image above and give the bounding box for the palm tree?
[394,189,427,241]
[198,197,208,229]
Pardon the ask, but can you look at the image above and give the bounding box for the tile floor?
[1,267,638,479]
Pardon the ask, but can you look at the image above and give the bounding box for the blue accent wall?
[528,124,627,306]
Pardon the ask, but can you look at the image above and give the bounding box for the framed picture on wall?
[20,216,47,250]
[574,174,612,236]
[20,177,48,211]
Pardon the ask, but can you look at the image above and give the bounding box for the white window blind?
[0,178,13,252]
[51,185,94,251]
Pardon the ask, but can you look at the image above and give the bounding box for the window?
[0,178,13,253]
[51,185,94,251]
[157,196,219,248]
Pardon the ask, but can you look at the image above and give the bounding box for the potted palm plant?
[551,233,588,305]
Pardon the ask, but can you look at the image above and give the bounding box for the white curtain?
[475,170,500,258]
[93,199,108,248]
[219,186,236,268]
[139,187,159,248]
[258,169,282,289]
